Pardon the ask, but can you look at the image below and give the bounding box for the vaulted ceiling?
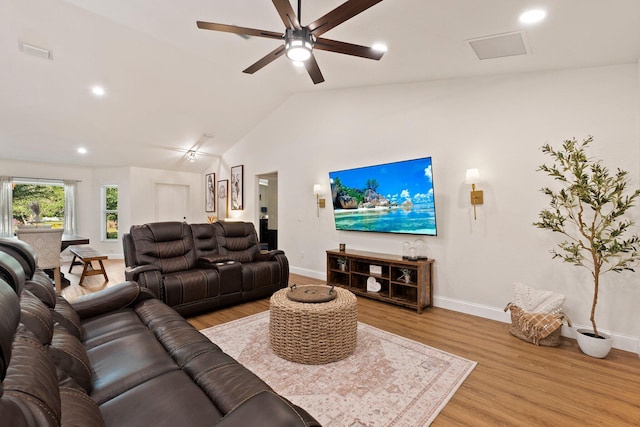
[1,0,639,172]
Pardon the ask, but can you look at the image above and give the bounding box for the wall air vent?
[18,42,53,60]
[467,31,529,60]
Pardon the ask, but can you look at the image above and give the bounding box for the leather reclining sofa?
[0,238,320,426]
[123,220,288,316]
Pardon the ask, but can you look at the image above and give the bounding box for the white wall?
[221,64,640,351]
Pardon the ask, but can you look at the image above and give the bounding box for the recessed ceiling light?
[77,147,87,154]
[91,86,105,96]
[372,43,388,53]
[519,9,547,24]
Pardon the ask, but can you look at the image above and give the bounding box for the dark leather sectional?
[123,220,289,316]
[0,238,320,426]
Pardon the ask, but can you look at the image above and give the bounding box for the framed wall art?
[217,179,228,219]
[205,173,216,212]
[231,165,244,210]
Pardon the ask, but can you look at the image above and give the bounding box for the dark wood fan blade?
[242,46,286,74]
[272,0,301,30]
[307,0,384,37]
[304,54,325,84]
[315,38,384,60]
[197,21,283,40]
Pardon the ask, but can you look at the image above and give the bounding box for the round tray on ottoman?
[269,285,357,365]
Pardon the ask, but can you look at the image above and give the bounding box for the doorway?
[155,183,188,222]
[257,172,278,249]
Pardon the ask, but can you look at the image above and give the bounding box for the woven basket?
[505,303,569,347]
[269,286,357,364]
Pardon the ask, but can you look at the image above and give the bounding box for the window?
[12,180,64,230]
[102,185,118,240]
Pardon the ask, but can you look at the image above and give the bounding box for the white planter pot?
[575,328,613,358]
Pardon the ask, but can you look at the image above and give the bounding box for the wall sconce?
[465,168,484,220]
[185,150,197,162]
[313,184,325,217]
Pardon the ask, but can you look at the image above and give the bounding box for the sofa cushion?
[82,309,149,350]
[1,324,61,426]
[49,323,92,394]
[88,327,178,405]
[99,370,224,427]
[162,268,221,308]
[241,261,282,292]
[24,272,57,308]
[60,382,106,427]
[214,222,260,263]
[0,278,20,382]
[0,238,37,279]
[191,223,220,258]
[53,296,85,341]
[19,289,54,345]
[130,222,197,273]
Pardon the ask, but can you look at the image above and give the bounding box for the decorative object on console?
[366,276,382,292]
[205,173,215,212]
[217,179,228,219]
[337,257,348,271]
[398,268,412,284]
[465,168,483,220]
[313,184,325,217]
[414,239,427,259]
[231,165,244,210]
[329,157,437,235]
[339,243,345,252]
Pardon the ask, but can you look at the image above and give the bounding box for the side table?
[269,286,357,364]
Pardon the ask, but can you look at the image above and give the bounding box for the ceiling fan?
[196,0,386,84]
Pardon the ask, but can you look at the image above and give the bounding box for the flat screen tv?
[328,157,437,235]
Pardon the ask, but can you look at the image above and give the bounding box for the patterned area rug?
[200,311,476,426]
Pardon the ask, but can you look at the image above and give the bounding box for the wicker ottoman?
[269,286,358,364]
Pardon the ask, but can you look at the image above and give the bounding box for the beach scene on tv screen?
[328,157,437,235]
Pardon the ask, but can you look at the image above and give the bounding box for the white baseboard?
[435,296,639,354]
[292,268,638,355]
[290,266,326,281]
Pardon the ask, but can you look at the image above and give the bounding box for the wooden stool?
[68,247,109,286]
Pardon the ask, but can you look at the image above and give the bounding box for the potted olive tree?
[533,136,640,358]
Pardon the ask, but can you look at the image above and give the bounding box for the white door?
[155,184,188,222]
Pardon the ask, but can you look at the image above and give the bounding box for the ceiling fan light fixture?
[285,28,314,62]
[186,150,197,162]
[372,43,388,53]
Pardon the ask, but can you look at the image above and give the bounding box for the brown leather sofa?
[123,221,288,316]
[0,239,320,426]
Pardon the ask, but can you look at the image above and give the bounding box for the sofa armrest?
[253,250,285,262]
[216,390,320,427]
[71,281,154,319]
[125,264,161,281]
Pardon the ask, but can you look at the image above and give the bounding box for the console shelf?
[326,249,433,313]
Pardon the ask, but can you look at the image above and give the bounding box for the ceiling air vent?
[18,42,53,60]
[467,31,529,60]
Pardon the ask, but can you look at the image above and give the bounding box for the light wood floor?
[68,260,640,426]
